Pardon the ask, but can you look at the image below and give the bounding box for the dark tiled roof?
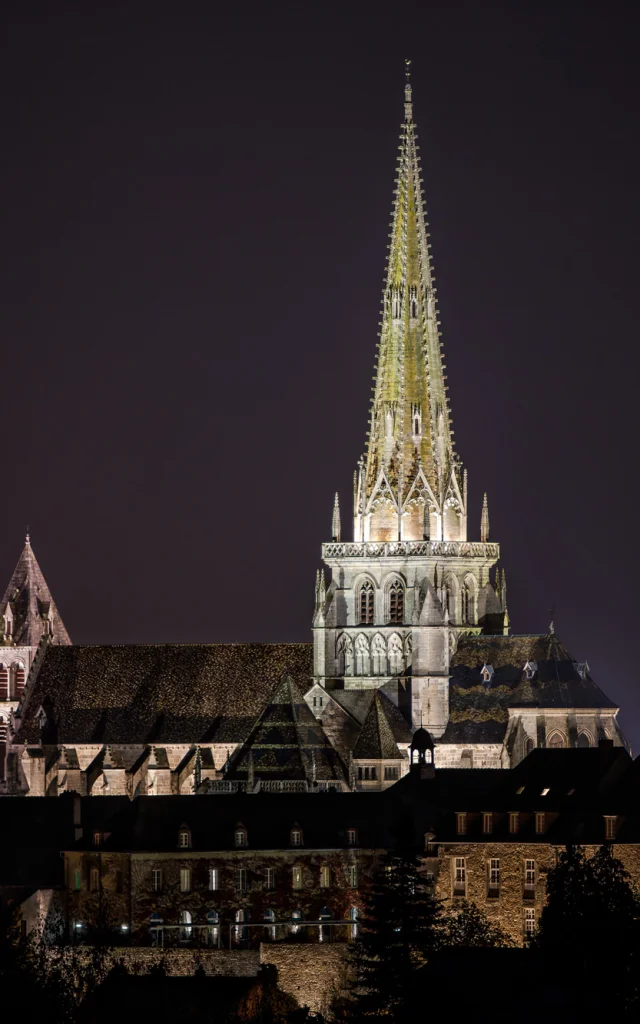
[329,689,412,744]
[352,693,403,760]
[0,536,71,648]
[17,643,313,745]
[441,632,617,745]
[226,676,347,784]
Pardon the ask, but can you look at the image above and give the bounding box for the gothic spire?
[357,63,463,543]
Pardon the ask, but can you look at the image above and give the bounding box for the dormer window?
[178,827,191,849]
[346,828,357,846]
[480,664,494,684]
[235,826,248,848]
[93,831,103,847]
[523,660,537,680]
[604,816,617,840]
[290,828,303,848]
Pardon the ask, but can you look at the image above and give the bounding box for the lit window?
[453,857,466,895]
[349,907,359,939]
[384,765,399,780]
[535,812,545,834]
[93,832,102,847]
[234,909,247,943]
[292,866,303,890]
[541,787,550,796]
[264,908,276,940]
[178,829,191,849]
[524,859,535,891]
[516,785,525,795]
[347,829,357,846]
[509,812,519,834]
[180,868,191,892]
[604,816,617,840]
[320,865,331,888]
[482,812,493,834]
[524,907,535,936]
[456,812,467,835]
[291,829,303,847]
[90,867,99,892]
[236,868,247,892]
[209,868,219,891]
[488,858,500,892]
[348,864,358,888]
[264,867,275,890]
[235,829,247,848]
[388,580,405,624]
[152,869,163,892]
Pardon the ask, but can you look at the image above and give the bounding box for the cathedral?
[0,66,624,799]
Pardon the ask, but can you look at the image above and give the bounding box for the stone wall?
[261,943,348,1014]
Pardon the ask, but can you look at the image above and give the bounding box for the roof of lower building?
[352,692,404,760]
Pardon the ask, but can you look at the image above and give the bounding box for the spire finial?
[25,526,30,544]
[481,493,490,543]
[332,492,341,542]
[404,58,413,122]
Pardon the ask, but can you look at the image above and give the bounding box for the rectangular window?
[535,812,545,834]
[456,812,467,835]
[509,812,519,834]
[291,831,302,847]
[348,864,358,888]
[524,907,536,936]
[604,816,617,840]
[384,766,399,780]
[292,866,303,890]
[358,766,378,781]
[488,858,500,894]
[236,868,247,892]
[74,869,82,892]
[264,868,275,890]
[235,830,247,848]
[524,859,535,891]
[209,868,219,891]
[90,867,99,893]
[180,868,191,892]
[453,857,466,895]
[482,812,493,834]
[152,869,163,892]
[347,829,357,846]
[320,865,331,888]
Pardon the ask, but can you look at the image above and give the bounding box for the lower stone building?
[4,739,634,955]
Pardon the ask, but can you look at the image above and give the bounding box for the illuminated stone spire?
[331,492,341,542]
[355,60,465,543]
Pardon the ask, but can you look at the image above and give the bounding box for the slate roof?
[0,536,71,648]
[17,643,314,745]
[329,689,413,744]
[225,675,347,785]
[352,693,403,760]
[441,632,617,745]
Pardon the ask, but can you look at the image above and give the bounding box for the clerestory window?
[359,581,374,625]
[388,580,404,624]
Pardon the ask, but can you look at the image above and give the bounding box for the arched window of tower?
[388,580,405,624]
[358,581,375,625]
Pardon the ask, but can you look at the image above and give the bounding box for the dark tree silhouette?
[442,901,515,948]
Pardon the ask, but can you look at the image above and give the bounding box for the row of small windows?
[389,286,419,320]
[453,857,537,911]
[455,812,618,838]
[145,863,359,893]
[357,765,400,781]
[176,826,358,849]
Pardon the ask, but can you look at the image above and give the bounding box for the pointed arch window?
[548,732,565,749]
[337,633,354,676]
[388,580,404,624]
[358,581,374,625]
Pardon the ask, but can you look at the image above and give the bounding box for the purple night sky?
[2,5,639,747]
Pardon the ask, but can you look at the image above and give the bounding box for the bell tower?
[313,63,507,735]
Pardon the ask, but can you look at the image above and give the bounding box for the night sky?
[2,6,640,747]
